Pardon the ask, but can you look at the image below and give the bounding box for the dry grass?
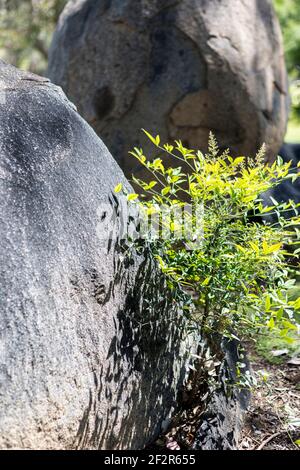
[240,344,300,450]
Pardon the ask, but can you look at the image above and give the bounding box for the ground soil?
[148,343,300,451]
[239,346,300,450]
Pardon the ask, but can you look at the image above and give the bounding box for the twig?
[256,432,282,450]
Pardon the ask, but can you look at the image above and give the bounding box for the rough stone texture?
[0,60,194,449]
[193,340,250,450]
[48,0,289,180]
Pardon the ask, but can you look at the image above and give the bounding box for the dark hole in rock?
[94,86,115,120]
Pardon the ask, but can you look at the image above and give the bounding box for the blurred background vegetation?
[274,0,300,142]
[0,0,299,142]
[0,0,67,74]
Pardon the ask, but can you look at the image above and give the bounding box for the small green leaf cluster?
[116,131,300,342]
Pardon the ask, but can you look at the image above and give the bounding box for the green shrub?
[255,328,300,364]
[116,132,300,342]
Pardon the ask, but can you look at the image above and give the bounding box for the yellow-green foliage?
[118,131,300,341]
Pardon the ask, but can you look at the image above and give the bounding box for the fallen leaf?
[166,437,180,450]
[271,349,289,357]
[287,357,300,366]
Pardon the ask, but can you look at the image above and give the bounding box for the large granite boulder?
[0,60,194,449]
[48,0,289,179]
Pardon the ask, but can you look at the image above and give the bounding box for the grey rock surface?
[193,340,250,450]
[0,60,193,449]
[255,143,300,225]
[48,0,289,179]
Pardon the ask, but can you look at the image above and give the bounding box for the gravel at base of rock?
[240,344,300,451]
[149,339,251,450]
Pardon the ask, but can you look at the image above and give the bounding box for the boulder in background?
[48,0,289,179]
